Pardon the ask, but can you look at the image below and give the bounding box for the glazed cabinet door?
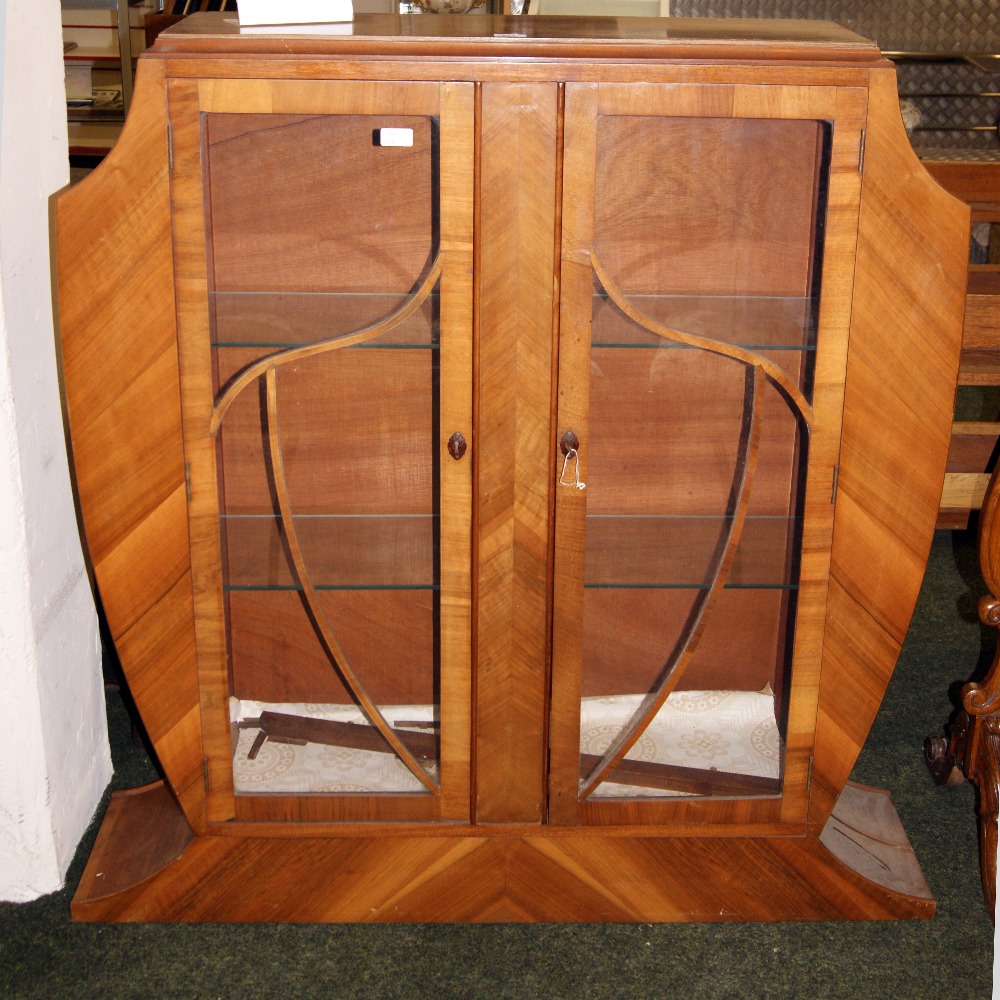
[168,79,474,824]
[549,82,867,828]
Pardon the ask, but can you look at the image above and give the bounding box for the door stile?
[548,83,598,826]
[475,81,561,824]
[167,77,235,822]
[779,86,868,825]
[437,81,475,821]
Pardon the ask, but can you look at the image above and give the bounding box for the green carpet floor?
[0,530,994,999]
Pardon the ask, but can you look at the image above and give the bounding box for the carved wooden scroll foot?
[924,710,998,924]
[924,717,970,789]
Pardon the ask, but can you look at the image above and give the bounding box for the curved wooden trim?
[965,595,1000,717]
[264,368,439,795]
[211,254,443,433]
[580,365,767,798]
[592,250,813,426]
[979,464,1000,599]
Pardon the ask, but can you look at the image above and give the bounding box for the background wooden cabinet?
[57,13,968,922]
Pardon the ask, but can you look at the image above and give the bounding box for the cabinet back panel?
[214,346,436,515]
[229,589,436,705]
[594,116,824,298]
[205,113,436,293]
[582,587,788,696]
[586,348,804,517]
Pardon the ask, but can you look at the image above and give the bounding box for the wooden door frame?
[549,80,868,830]
[167,76,475,824]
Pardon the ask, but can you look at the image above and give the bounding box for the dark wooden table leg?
[926,473,1000,922]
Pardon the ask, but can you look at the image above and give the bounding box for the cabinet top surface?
[155,12,883,65]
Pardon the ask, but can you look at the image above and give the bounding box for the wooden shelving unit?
[62,0,160,156]
[925,161,1000,527]
[55,13,969,924]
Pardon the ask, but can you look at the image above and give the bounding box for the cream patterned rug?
[230,689,781,798]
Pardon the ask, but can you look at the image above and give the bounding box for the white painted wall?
[0,0,110,901]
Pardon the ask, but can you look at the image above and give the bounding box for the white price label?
[377,128,414,147]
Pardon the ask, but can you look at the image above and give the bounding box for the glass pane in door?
[579,115,830,800]
[203,112,443,796]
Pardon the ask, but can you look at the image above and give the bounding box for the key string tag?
[559,447,586,490]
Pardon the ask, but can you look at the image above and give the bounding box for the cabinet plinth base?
[72,781,933,923]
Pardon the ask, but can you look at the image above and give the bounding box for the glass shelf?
[591,293,817,352]
[210,290,438,350]
[584,515,799,589]
[226,584,438,592]
[222,513,437,591]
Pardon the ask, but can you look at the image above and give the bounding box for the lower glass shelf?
[585,514,800,589]
[222,513,437,590]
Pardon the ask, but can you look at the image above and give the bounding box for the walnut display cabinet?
[56,13,969,923]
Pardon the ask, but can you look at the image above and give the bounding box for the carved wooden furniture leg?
[926,463,1000,922]
[925,651,1000,922]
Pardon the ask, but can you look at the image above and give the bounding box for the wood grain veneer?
[58,16,964,923]
[72,779,930,922]
[57,60,207,834]
[809,69,969,828]
[475,81,559,824]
